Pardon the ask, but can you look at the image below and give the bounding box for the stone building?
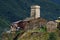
[31,5,40,19]
[10,18,47,31]
[46,21,57,32]
[10,5,47,31]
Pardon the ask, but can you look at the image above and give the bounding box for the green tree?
[48,32,56,40]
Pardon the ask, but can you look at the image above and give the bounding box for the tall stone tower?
[31,5,40,19]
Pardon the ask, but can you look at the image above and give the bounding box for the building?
[11,18,47,31]
[46,21,57,32]
[10,5,47,31]
[31,5,40,19]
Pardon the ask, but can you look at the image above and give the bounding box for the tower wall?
[31,5,40,19]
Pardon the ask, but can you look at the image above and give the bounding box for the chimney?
[30,5,40,19]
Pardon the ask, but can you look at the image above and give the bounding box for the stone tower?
[31,5,40,19]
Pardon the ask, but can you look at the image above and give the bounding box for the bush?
[48,32,56,40]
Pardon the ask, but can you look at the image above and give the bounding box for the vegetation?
[1,26,60,40]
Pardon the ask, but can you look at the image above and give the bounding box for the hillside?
[49,0,60,4]
[1,26,60,40]
[0,0,60,36]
